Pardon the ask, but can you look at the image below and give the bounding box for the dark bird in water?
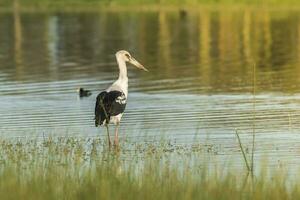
[179,9,187,19]
[94,50,148,147]
[77,87,92,97]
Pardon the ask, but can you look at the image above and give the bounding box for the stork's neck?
[116,56,128,81]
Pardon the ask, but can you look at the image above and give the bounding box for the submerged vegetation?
[0,137,298,200]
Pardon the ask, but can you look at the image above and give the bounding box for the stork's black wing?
[94,91,127,127]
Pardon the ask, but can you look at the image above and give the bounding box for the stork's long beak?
[129,57,148,72]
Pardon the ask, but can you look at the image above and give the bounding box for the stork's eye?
[125,53,130,59]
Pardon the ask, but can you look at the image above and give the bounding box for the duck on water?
[77,88,92,97]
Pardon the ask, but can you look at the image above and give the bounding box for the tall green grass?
[0,137,299,200]
[3,0,300,9]
[19,0,300,5]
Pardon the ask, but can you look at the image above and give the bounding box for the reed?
[234,63,257,174]
[251,62,256,172]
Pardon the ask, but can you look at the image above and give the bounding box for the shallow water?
[0,8,300,170]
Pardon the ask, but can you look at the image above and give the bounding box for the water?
[1,8,300,170]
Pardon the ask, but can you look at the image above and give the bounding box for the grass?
[235,129,251,172]
[2,0,300,12]
[0,137,299,199]
[9,0,300,6]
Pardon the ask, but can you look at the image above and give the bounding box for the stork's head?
[116,50,148,72]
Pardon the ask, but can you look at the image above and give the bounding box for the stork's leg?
[114,123,120,147]
[105,124,112,147]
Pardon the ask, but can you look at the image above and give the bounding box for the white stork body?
[95,50,148,147]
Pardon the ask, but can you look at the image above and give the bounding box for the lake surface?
[1,8,300,170]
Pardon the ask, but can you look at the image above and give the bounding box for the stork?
[94,50,148,147]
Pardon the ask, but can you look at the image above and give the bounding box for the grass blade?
[235,129,251,172]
